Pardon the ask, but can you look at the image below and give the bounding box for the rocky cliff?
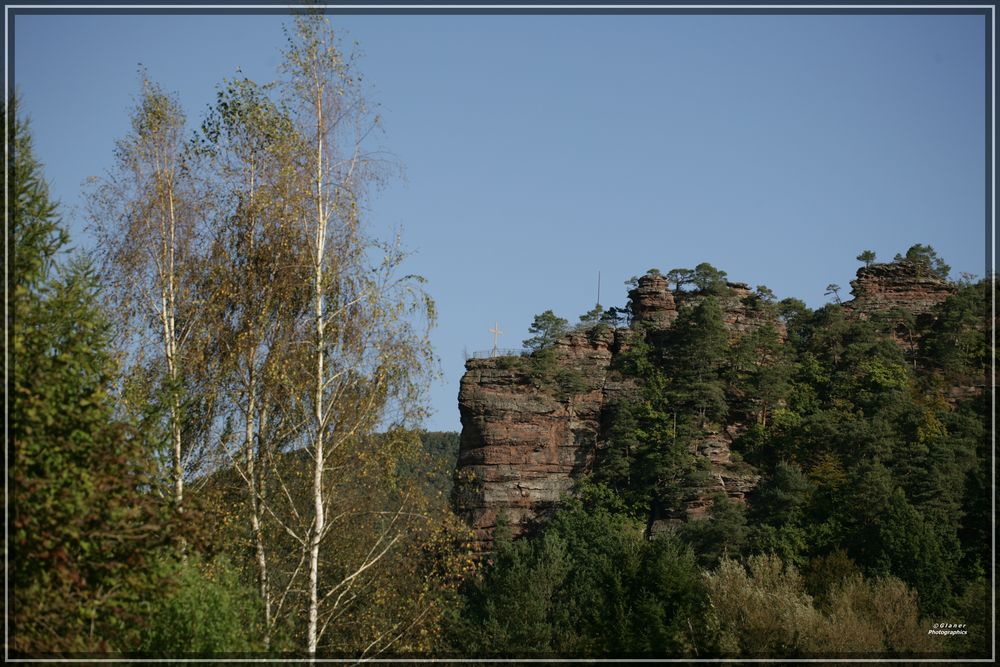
[453,329,614,550]
[453,274,779,550]
[453,262,956,550]
[844,261,954,322]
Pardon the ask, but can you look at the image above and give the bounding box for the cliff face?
[453,263,954,549]
[628,273,677,329]
[453,329,613,550]
[844,261,954,321]
[454,274,782,549]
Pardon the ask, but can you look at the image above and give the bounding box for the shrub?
[139,555,263,654]
[705,554,933,657]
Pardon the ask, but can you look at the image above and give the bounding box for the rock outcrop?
[454,261,957,550]
[454,277,785,550]
[648,429,761,535]
[844,261,954,321]
[453,329,613,550]
[628,273,677,329]
[630,275,786,339]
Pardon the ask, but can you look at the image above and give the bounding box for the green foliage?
[803,549,861,605]
[448,484,709,656]
[523,347,588,399]
[599,305,630,327]
[523,309,569,351]
[746,284,776,311]
[749,461,813,527]
[8,102,66,292]
[598,336,699,514]
[587,249,986,655]
[139,555,264,654]
[692,262,729,294]
[705,554,820,655]
[665,263,729,295]
[863,488,954,615]
[416,431,462,499]
[199,426,474,655]
[199,75,294,155]
[777,296,810,323]
[10,105,183,654]
[727,322,792,427]
[382,430,462,509]
[950,577,990,656]
[664,297,729,427]
[922,279,991,381]
[578,303,604,325]
[705,554,932,656]
[15,89,989,663]
[678,495,748,568]
[664,267,693,291]
[893,243,951,280]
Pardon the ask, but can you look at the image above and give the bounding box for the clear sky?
[13,10,989,432]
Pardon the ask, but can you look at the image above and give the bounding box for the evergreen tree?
[922,280,991,381]
[691,262,729,294]
[665,267,695,292]
[665,297,729,427]
[678,494,748,568]
[447,484,710,656]
[893,244,950,280]
[10,104,182,653]
[523,310,569,351]
[856,250,877,267]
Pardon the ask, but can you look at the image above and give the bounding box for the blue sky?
[13,11,989,432]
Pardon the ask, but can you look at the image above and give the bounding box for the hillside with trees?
[449,254,991,658]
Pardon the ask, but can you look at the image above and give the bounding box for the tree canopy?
[523,310,570,351]
[893,244,951,280]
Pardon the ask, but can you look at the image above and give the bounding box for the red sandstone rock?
[628,274,677,329]
[844,261,954,320]
[453,330,613,551]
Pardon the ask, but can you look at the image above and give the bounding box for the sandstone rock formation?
[844,261,954,321]
[453,261,957,550]
[630,275,786,339]
[454,277,783,550]
[628,273,677,329]
[453,329,613,551]
[647,430,761,536]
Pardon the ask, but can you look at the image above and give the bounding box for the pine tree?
[666,297,729,427]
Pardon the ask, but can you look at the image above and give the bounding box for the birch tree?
[280,12,436,653]
[198,76,310,648]
[89,75,207,509]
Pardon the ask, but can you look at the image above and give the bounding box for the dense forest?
[9,11,993,660]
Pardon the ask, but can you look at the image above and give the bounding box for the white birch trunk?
[307,89,326,656]
[167,180,183,510]
[245,371,273,649]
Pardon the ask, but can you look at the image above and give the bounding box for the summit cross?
[489,322,503,357]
